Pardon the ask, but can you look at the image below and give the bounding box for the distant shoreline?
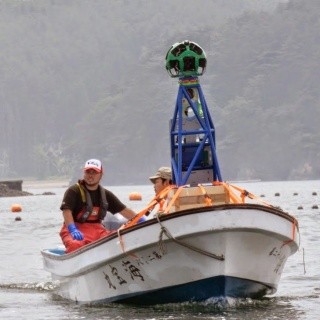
[23,179,70,189]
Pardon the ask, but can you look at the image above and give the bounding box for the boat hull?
[42,204,299,304]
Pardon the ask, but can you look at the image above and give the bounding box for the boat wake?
[141,293,317,311]
[0,281,58,292]
[146,296,272,312]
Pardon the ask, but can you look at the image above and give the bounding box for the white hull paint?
[42,204,299,304]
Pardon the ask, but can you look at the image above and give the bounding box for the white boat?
[42,41,299,304]
[41,183,299,304]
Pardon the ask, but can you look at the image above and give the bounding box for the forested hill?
[0,0,319,185]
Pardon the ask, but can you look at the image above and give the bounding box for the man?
[59,159,136,253]
[147,166,173,218]
[149,166,173,195]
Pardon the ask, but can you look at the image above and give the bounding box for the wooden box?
[166,185,229,213]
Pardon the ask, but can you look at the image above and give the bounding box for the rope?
[282,218,298,247]
[156,214,224,261]
[302,247,306,275]
[116,227,138,259]
[227,183,273,207]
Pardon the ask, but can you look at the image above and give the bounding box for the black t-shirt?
[60,184,126,219]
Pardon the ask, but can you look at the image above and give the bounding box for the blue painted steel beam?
[170,77,222,186]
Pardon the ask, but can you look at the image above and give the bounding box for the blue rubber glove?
[137,215,147,223]
[67,223,84,240]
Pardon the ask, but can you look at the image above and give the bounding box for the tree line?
[0,0,319,184]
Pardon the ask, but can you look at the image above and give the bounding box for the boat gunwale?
[41,203,298,261]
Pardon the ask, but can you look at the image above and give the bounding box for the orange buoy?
[129,192,142,201]
[11,204,22,212]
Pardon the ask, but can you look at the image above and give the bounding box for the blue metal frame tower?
[170,77,222,186]
[165,40,222,186]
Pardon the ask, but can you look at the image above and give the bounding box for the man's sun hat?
[149,167,172,183]
[84,159,102,173]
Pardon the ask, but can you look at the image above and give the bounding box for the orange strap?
[116,191,165,255]
[228,183,272,207]
[158,199,165,212]
[163,185,186,214]
[117,185,175,255]
[198,184,213,206]
[221,183,242,203]
[122,185,175,229]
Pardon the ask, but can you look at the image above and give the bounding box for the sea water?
[0,180,319,320]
